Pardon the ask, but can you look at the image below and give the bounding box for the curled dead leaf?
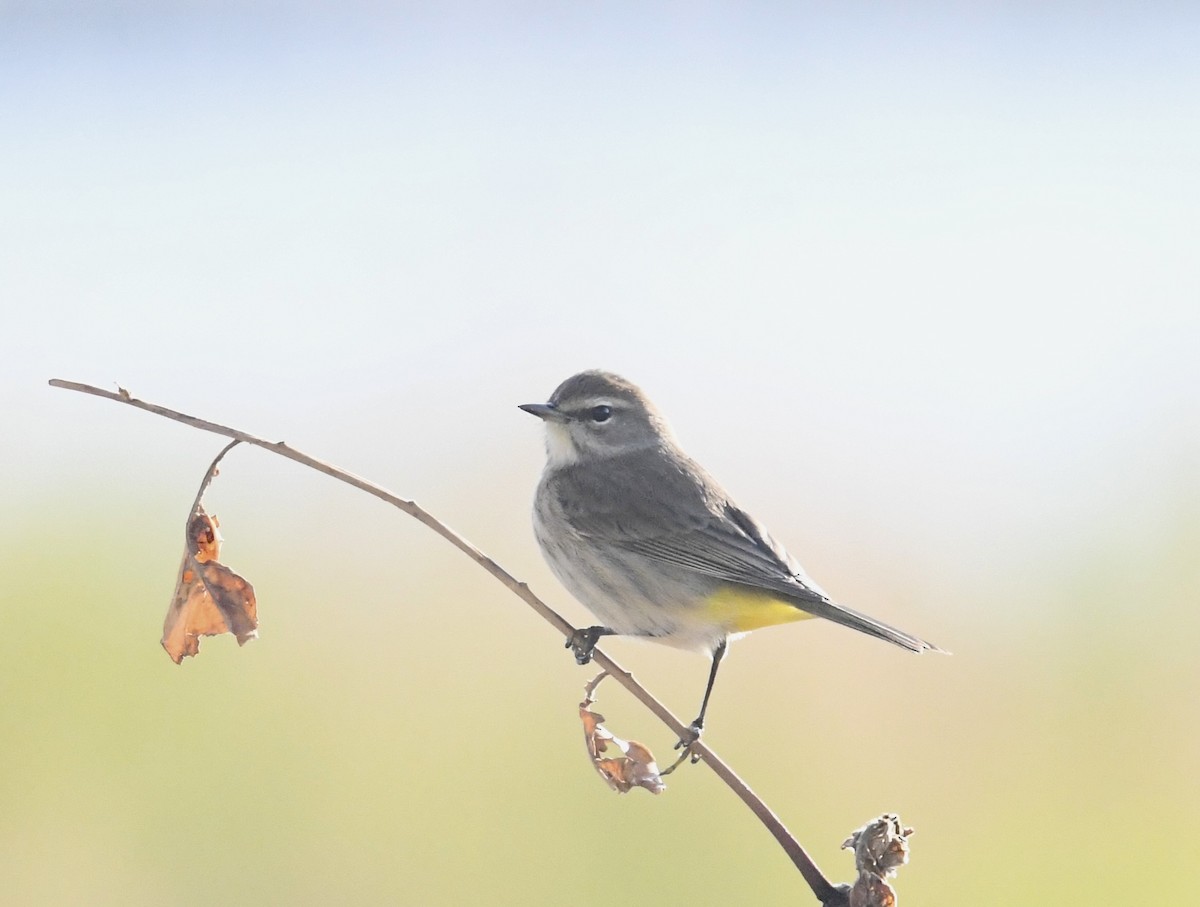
[162,507,258,663]
[579,672,665,794]
[842,814,913,907]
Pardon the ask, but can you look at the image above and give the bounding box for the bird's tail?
[799,597,947,654]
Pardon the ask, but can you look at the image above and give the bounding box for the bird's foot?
[660,721,704,773]
[565,626,611,666]
[673,720,705,763]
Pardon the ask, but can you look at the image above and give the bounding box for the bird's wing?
[553,449,829,605]
[551,450,942,653]
[620,503,832,606]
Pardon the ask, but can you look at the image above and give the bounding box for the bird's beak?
[518,402,569,423]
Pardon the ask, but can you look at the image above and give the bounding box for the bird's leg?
[675,639,727,760]
[565,626,615,665]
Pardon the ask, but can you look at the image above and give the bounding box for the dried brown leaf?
[579,673,665,794]
[848,875,896,907]
[842,814,913,907]
[162,507,258,663]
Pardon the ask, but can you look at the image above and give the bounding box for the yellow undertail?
[702,585,816,633]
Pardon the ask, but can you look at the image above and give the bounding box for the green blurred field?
[3,461,1196,905]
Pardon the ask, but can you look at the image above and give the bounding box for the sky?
[2,4,1198,904]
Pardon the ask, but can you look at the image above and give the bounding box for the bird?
[520,369,943,743]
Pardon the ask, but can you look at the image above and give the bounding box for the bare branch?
[49,378,863,904]
[188,439,241,522]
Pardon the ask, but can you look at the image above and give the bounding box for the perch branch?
[49,378,851,905]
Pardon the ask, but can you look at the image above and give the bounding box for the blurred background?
[2,3,1198,904]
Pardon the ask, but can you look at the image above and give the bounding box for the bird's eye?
[589,405,612,423]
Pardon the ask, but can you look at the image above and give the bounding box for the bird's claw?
[565,627,603,665]
[673,720,704,762]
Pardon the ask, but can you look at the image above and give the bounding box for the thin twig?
[189,439,241,521]
[49,378,843,904]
